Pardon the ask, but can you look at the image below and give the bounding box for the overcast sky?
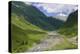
[25,2,78,17]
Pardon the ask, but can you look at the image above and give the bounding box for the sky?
[31,3,78,17]
[25,2,78,21]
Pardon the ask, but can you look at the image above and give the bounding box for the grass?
[46,36,77,51]
[11,13,78,52]
[11,13,44,31]
[58,25,78,38]
[58,10,78,38]
[10,2,78,52]
[52,38,77,50]
[49,41,77,50]
[11,13,47,52]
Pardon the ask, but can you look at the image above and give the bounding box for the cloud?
[58,13,67,16]
[32,3,78,16]
[44,7,56,13]
[42,4,77,13]
[41,4,64,13]
[24,2,32,5]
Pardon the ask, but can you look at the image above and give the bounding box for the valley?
[10,1,78,53]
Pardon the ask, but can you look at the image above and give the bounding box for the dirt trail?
[27,31,64,52]
[26,31,77,52]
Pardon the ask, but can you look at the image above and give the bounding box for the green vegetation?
[58,10,78,38]
[11,1,49,52]
[46,10,78,51]
[11,1,64,31]
[46,36,77,51]
[11,2,64,52]
[10,1,78,52]
[58,25,77,38]
[11,14,47,52]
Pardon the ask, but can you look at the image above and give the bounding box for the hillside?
[11,1,64,52]
[11,1,64,31]
[11,2,47,52]
[58,10,78,38]
[11,13,48,52]
[10,1,78,52]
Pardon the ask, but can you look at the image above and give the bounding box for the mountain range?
[10,1,78,52]
[32,3,77,17]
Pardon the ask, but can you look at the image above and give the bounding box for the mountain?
[11,1,64,31]
[58,10,78,37]
[11,1,46,52]
[32,3,77,17]
[10,1,64,52]
[10,1,78,52]
[65,10,78,26]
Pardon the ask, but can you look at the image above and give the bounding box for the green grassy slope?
[10,1,77,52]
[11,13,47,52]
[11,1,64,31]
[46,10,78,50]
[10,1,50,52]
[11,13,43,31]
[58,10,78,38]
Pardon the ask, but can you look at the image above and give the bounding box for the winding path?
[27,31,64,52]
[26,31,77,52]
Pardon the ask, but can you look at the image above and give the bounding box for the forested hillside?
[58,10,78,37]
